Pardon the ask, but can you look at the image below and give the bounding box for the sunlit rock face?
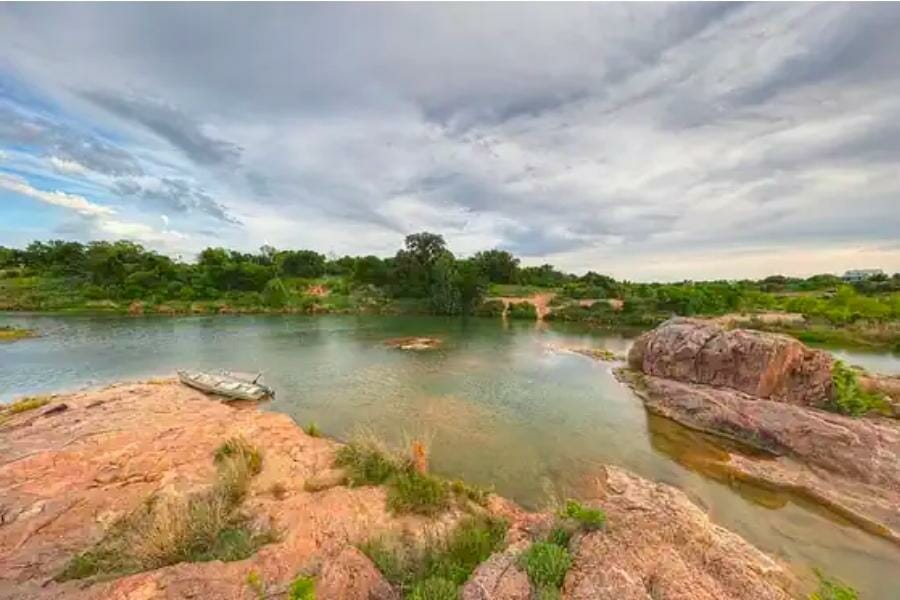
[628,317,833,407]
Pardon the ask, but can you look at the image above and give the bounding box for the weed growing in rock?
[829,361,887,417]
[305,422,321,437]
[214,436,263,476]
[558,499,606,530]
[57,438,276,581]
[288,575,316,600]
[809,570,858,600]
[546,525,574,548]
[519,542,571,592]
[449,479,492,507]
[360,514,507,596]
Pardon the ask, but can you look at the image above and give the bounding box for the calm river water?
[2,313,899,597]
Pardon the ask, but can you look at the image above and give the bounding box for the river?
[2,313,899,597]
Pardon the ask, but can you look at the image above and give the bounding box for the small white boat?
[177,369,274,401]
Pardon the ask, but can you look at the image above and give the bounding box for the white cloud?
[49,156,89,175]
[0,172,114,217]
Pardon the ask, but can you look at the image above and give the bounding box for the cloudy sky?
[1,3,898,280]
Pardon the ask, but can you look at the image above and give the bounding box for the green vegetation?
[828,361,887,417]
[288,575,316,600]
[56,437,275,581]
[335,438,488,517]
[3,237,899,350]
[809,570,858,600]
[507,301,537,319]
[0,325,35,341]
[519,542,571,592]
[387,471,451,516]
[2,395,51,415]
[558,499,606,530]
[360,514,507,597]
[304,422,322,437]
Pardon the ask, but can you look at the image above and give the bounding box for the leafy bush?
[507,301,537,319]
[519,542,571,590]
[829,360,886,416]
[474,299,505,317]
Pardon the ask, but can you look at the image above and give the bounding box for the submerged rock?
[383,336,442,351]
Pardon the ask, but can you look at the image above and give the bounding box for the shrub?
[559,499,606,530]
[507,301,537,319]
[407,576,458,600]
[829,360,887,417]
[809,570,858,600]
[519,542,571,590]
[474,299,505,317]
[288,575,316,600]
[387,471,450,516]
[305,422,321,437]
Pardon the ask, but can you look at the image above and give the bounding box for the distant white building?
[842,269,884,282]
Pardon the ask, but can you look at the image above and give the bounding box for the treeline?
[1,234,899,322]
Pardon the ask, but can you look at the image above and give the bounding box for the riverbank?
[0,379,798,599]
[0,325,35,342]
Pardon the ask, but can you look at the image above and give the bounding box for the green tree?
[473,249,520,283]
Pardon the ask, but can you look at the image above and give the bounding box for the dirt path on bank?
[495,292,556,320]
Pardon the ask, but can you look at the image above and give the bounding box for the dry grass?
[57,437,275,581]
[3,395,51,415]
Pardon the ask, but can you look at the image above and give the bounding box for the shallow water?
[2,313,899,597]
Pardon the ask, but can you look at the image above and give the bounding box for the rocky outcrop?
[625,372,900,543]
[0,380,795,599]
[622,318,900,545]
[563,466,793,600]
[628,318,834,407]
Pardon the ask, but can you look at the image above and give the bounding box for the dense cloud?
[1,3,899,279]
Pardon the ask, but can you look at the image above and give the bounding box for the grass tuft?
[57,437,275,581]
[407,576,457,600]
[387,471,450,516]
[809,570,858,600]
[558,499,606,530]
[360,514,507,595]
[519,542,571,590]
[335,439,405,486]
[288,574,316,600]
[305,422,322,437]
[2,395,51,416]
[214,436,263,476]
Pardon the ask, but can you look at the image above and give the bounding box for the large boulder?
[562,466,793,600]
[628,318,833,407]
